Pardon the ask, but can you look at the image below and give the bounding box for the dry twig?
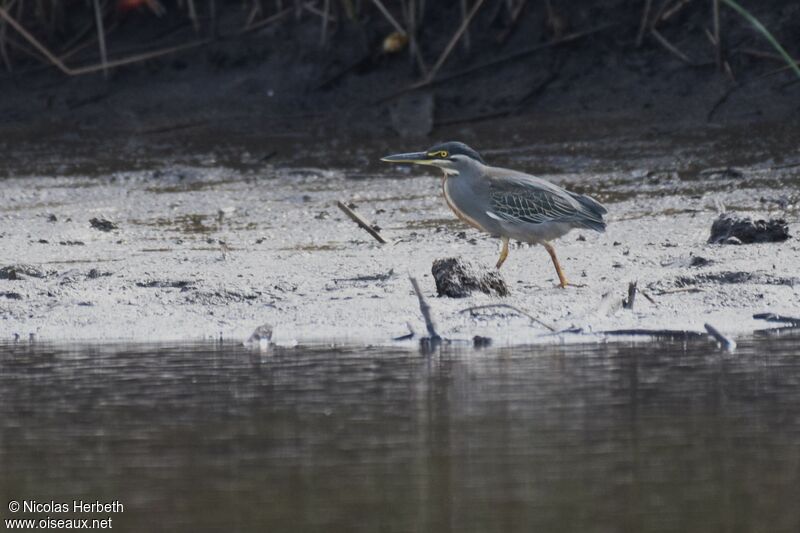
[458,303,555,332]
[425,0,487,82]
[336,201,388,244]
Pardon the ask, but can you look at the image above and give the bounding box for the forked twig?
[650,28,693,64]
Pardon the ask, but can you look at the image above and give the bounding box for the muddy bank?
[0,0,799,148]
[1,122,798,345]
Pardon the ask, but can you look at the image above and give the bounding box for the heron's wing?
[486,174,581,225]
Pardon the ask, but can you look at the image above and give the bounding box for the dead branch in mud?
[336,201,388,244]
[409,276,442,345]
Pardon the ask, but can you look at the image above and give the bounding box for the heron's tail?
[571,193,607,233]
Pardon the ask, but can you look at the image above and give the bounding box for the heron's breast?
[442,176,487,232]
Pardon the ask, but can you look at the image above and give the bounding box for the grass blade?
[721,0,800,79]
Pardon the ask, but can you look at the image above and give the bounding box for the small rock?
[90,218,118,232]
[431,257,509,298]
[709,213,790,244]
[699,167,745,179]
[47,214,58,223]
[689,256,713,267]
[1,292,23,300]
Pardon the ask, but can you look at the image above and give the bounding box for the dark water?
[1,337,800,532]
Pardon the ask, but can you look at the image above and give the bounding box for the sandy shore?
[1,137,798,345]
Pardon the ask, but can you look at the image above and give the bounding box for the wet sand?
[1,118,798,345]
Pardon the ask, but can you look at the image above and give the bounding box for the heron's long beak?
[380,151,431,164]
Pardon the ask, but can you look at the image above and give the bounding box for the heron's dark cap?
[426,142,485,164]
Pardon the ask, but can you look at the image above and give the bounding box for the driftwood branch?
[704,323,736,352]
[336,201,388,244]
[623,280,637,310]
[597,329,709,341]
[753,313,800,326]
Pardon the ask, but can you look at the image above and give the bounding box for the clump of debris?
[708,213,790,245]
[90,218,119,232]
[432,257,508,298]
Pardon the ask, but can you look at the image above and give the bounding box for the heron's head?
[381,141,485,175]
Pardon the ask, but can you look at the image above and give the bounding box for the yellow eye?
[439,151,449,158]
[427,150,449,159]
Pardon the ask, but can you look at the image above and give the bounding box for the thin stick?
[92,0,108,78]
[639,288,657,305]
[0,6,72,74]
[635,0,652,47]
[459,303,555,332]
[661,0,692,21]
[187,0,200,33]
[713,0,721,70]
[371,0,405,34]
[320,0,330,45]
[242,6,292,33]
[650,27,693,64]
[425,0,487,82]
[409,276,440,340]
[459,0,470,52]
[70,39,210,75]
[739,47,800,65]
[497,0,528,44]
[336,201,388,244]
[707,82,740,122]
[655,287,704,295]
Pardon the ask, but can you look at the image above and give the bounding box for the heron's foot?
[495,237,510,269]
[558,281,586,289]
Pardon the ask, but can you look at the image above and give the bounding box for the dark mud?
[0,0,799,161]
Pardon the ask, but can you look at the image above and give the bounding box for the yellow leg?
[543,241,569,288]
[495,237,509,269]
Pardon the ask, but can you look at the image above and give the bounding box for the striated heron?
[381,141,607,288]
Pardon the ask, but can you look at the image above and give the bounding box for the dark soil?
[1,0,799,157]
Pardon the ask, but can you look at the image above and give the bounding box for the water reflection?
[1,338,799,532]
